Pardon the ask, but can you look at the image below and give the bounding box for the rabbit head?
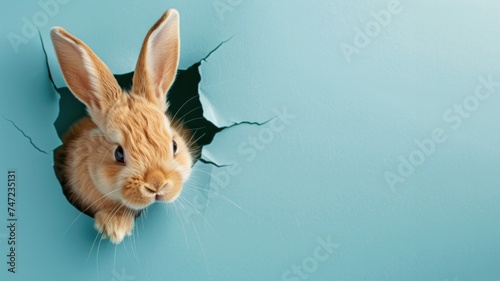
[51,9,193,211]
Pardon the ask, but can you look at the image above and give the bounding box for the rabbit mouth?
[121,197,155,210]
[121,194,176,210]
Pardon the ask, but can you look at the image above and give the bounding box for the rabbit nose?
[157,181,171,195]
[144,169,167,190]
[144,182,170,197]
[144,185,158,195]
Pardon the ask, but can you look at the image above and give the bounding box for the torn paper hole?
[42,37,263,217]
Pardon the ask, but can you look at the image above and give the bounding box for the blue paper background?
[2,0,500,280]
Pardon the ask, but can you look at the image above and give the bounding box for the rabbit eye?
[172,140,178,154]
[115,146,125,163]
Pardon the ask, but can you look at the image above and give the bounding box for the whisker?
[62,188,122,238]
[186,126,207,131]
[183,178,250,215]
[87,204,120,264]
[95,205,123,274]
[187,132,207,148]
[169,95,199,121]
[171,202,189,249]
[181,116,206,125]
[178,196,218,238]
[176,201,209,273]
[177,105,203,123]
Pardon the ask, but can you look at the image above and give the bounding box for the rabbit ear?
[50,27,121,114]
[133,9,180,112]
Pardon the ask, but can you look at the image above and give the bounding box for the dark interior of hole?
[38,30,239,218]
[52,62,222,217]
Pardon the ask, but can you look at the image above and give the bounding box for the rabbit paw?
[94,210,134,244]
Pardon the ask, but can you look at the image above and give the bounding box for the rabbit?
[51,9,193,244]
